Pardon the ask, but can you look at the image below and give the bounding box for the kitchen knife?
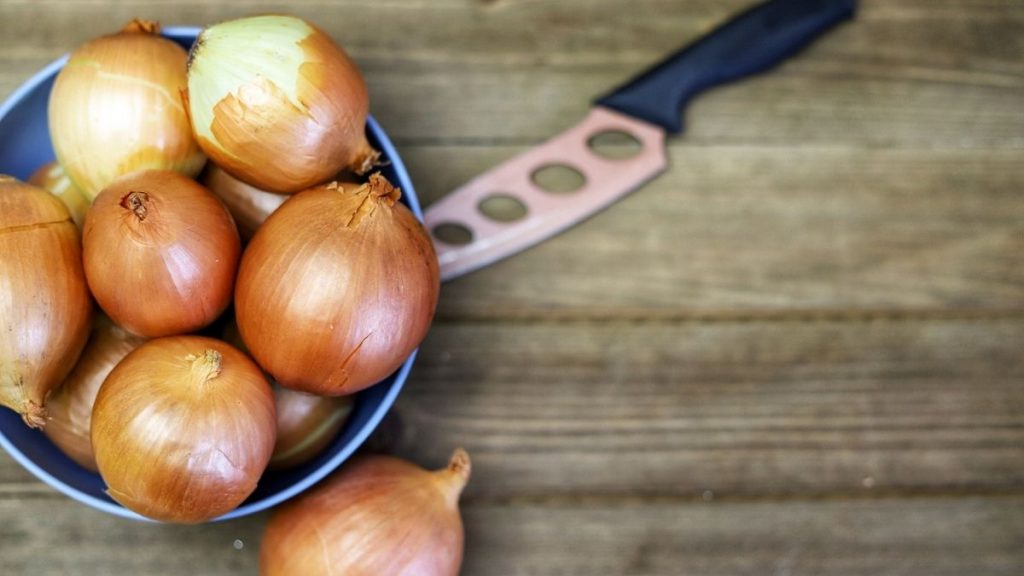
[424,0,857,281]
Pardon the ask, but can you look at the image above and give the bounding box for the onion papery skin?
[186,14,378,193]
[28,162,90,229]
[0,176,93,428]
[83,170,241,337]
[260,449,471,576]
[222,318,354,469]
[201,164,287,241]
[235,174,440,396]
[91,336,275,523]
[270,386,353,470]
[48,19,206,200]
[44,315,145,471]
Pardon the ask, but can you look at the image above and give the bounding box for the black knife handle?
[595,0,856,133]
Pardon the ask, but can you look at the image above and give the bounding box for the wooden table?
[2,1,1022,574]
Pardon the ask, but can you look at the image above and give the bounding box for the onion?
[44,315,144,471]
[271,387,353,470]
[201,164,287,241]
[185,14,378,193]
[0,176,92,428]
[83,169,240,337]
[235,174,439,396]
[91,335,275,523]
[48,19,205,200]
[222,318,353,469]
[28,162,90,229]
[260,449,471,576]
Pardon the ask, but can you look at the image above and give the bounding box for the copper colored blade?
[425,107,668,281]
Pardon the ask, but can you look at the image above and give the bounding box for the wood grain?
[1,1,1022,147]
[5,144,1017,318]
[462,497,1024,576]
[0,500,265,575]
[394,318,1024,500]
[3,318,1021,498]
[0,0,1021,574]
[2,496,1022,576]
[2,2,1020,318]
[409,146,1024,318]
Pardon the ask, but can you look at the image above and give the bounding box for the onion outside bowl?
[0,27,420,522]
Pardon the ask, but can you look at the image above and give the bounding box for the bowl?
[0,27,419,521]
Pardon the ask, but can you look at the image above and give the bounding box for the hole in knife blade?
[478,194,527,223]
[432,222,473,246]
[531,164,585,194]
[587,130,642,160]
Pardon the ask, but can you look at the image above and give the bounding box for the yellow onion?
[48,19,206,199]
[28,162,90,229]
[235,174,440,396]
[201,164,287,240]
[271,387,353,470]
[222,319,353,469]
[83,170,240,337]
[43,315,144,471]
[260,449,471,576]
[91,336,276,523]
[186,14,378,193]
[0,176,92,428]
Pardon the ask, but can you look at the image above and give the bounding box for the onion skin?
[201,164,287,241]
[186,14,378,193]
[235,174,440,396]
[0,176,93,428]
[260,449,471,576]
[49,19,205,200]
[44,316,145,471]
[271,387,353,470]
[222,318,353,469]
[91,336,275,523]
[28,162,90,229]
[83,170,240,337]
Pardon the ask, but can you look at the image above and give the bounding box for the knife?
[424,0,857,281]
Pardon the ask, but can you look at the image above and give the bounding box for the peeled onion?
[186,14,378,193]
[0,176,92,428]
[201,164,287,240]
[28,162,90,229]
[83,170,240,337]
[48,19,205,199]
[235,174,439,396]
[44,316,144,471]
[260,449,471,576]
[91,336,275,523]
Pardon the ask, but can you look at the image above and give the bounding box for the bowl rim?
[0,25,420,522]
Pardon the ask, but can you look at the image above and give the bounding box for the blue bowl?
[0,27,419,521]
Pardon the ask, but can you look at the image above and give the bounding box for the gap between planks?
[431,307,1024,325]
[3,482,1024,507]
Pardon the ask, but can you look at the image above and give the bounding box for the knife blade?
[424,0,857,282]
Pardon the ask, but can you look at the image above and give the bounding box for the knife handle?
[596,0,856,133]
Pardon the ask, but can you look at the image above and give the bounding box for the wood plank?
[462,497,1024,576]
[0,500,265,575]
[4,0,1021,61]
[0,2,1020,575]
[1,0,1022,147]
[388,318,1024,499]
[1,496,1021,575]
[6,319,1020,498]
[405,146,1024,318]
[1,145,1017,316]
